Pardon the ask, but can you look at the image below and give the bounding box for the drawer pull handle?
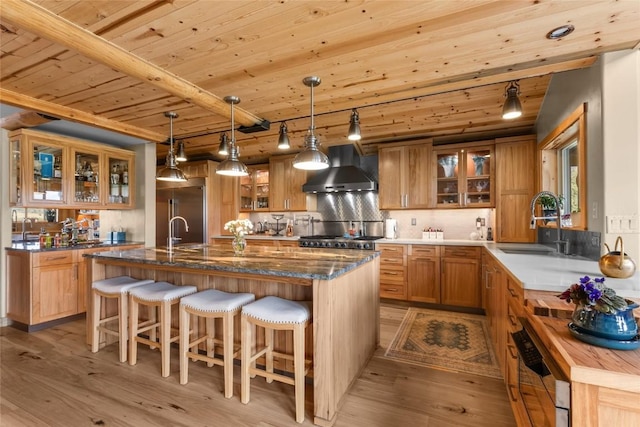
[507,384,518,402]
[384,272,398,276]
[45,256,67,261]
[508,314,518,327]
[507,286,517,297]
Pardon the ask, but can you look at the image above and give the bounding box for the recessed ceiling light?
[546,25,575,40]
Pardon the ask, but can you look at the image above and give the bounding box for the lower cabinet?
[440,246,482,308]
[377,244,407,300]
[407,245,440,303]
[380,243,481,309]
[6,245,142,327]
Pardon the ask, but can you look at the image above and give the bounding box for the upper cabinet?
[9,129,135,209]
[269,155,316,212]
[379,143,432,209]
[433,142,494,208]
[240,164,270,212]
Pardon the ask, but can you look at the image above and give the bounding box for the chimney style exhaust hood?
[302,145,378,193]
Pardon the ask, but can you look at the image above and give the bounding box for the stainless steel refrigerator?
[156,177,206,247]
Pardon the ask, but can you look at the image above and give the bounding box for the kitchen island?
[86,244,380,426]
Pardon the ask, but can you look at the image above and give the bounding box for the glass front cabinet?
[240,165,269,212]
[9,129,135,209]
[434,142,494,208]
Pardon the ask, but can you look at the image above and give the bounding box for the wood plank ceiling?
[1,0,639,165]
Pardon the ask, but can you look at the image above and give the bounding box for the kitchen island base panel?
[87,250,379,426]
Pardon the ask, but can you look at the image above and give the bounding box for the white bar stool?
[128,281,197,377]
[179,289,255,398]
[241,296,312,424]
[91,276,154,362]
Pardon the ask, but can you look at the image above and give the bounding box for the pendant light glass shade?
[277,122,291,149]
[175,141,187,162]
[347,108,361,141]
[502,81,523,119]
[293,76,330,170]
[156,112,187,182]
[218,133,229,156]
[216,96,249,176]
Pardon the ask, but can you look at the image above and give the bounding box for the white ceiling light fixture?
[546,25,575,40]
[175,140,187,162]
[156,111,188,182]
[216,96,249,177]
[277,122,291,149]
[502,81,523,120]
[347,108,361,141]
[293,76,330,170]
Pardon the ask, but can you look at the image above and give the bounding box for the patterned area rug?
[385,308,502,379]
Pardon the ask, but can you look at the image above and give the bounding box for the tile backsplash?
[383,208,495,240]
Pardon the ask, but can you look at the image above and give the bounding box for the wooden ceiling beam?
[0,0,266,128]
[0,88,166,142]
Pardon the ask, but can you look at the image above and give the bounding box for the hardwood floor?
[0,304,516,427]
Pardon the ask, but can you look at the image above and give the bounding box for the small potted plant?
[537,194,564,223]
[558,275,639,348]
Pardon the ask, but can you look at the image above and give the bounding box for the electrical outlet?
[480,218,486,227]
[411,218,417,226]
[591,235,600,247]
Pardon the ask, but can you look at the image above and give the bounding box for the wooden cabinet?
[8,129,135,209]
[407,245,440,303]
[240,164,270,212]
[269,155,315,211]
[6,244,143,328]
[377,244,407,300]
[379,143,432,209]
[495,136,537,242]
[440,246,482,307]
[433,142,494,208]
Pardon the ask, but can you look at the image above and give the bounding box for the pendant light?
[175,141,187,162]
[293,76,330,170]
[156,111,187,182]
[347,108,361,141]
[502,81,523,119]
[277,122,291,149]
[216,96,249,176]
[218,133,229,156]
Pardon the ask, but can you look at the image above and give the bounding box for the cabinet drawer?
[376,244,406,257]
[380,269,405,283]
[410,245,439,257]
[443,246,480,258]
[379,256,404,269]
[380,283,406,300]
[505,276,524,306]
[506,300,521,333]
[32,251,75,267]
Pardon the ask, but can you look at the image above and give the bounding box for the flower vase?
[232,236,246,256]
[472,156,486,176]
[438,156,457,178]
[570,302,639,344]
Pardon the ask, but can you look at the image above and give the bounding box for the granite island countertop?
[6,240,145,252]
[85,243,379,281]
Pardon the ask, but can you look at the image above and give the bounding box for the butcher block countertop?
[85,243,379,281]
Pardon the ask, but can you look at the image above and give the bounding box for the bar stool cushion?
[242,296,311,324]
[129,281,197,301]
[181,289,255,312]
[92,276,154,294]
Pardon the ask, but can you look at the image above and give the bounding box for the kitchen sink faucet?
[168,215,189,253]
[529,191,569,255]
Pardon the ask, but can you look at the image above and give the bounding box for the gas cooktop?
[298,235,382,250]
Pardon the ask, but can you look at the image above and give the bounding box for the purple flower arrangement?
[559,275,629,315]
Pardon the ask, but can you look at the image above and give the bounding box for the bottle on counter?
[45,233,52,249]
[61,230,69,247]
[54,233,61,248]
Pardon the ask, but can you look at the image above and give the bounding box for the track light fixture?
[218,133,229,156]
[156,112,187,182]
[216,96,249,176]
[502,81,523,120]
[175,140,187,162]
[277,122,291,149]
[293,76,330,170]
[347,108,361,141]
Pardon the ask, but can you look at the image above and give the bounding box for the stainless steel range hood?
[302,145,378,193]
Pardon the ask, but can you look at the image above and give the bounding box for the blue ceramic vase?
[571,301,639,340]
